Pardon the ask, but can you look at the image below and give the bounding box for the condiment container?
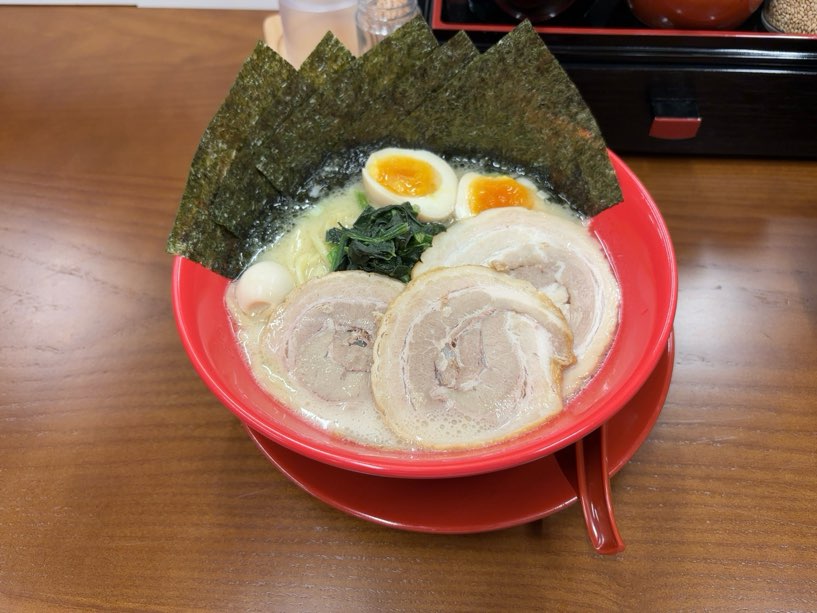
[356,0,421,54]
[762,0,817,33]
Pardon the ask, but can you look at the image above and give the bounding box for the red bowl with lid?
[172,151,677,479]
[628,0,764,29]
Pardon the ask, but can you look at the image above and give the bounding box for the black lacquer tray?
[422,0,817,158]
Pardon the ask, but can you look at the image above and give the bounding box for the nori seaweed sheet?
[342,30,479,144]
[287,32,479,200]
[240,32,480,262]
[254,16,439,196]
[166,42,296,276]
[381,31,477,115]
[242,145,375,259]
[167,19,622,278]
[208,34,355,238]
[391,21,621,216]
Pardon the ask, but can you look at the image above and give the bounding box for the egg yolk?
[373,155,439,197]
[468,176,533,214]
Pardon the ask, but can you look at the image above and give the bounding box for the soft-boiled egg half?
[454,172,547,220]
[233,260,294,315]
[362,148,457,222]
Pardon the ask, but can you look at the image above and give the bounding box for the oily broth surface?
[227,173,593,450]
[255,187,364,285]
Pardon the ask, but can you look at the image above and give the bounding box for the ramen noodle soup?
[227,149,621,450]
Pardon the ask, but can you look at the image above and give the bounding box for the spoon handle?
[556,425,626,555]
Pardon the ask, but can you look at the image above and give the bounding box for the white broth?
[226,164,616,450]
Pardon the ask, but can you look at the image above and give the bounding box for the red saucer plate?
[245,333,674,534]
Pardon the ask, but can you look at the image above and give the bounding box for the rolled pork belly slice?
[412,207,620,396]
[371,265,575,450]
[260,271,405,447]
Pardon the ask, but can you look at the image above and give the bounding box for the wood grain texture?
[1,7,816,612]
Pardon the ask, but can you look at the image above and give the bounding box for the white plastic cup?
[278,0,358,67]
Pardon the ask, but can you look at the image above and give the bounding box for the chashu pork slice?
[413,207,620,396]
[371,265,575,450]
[260,271,404,447]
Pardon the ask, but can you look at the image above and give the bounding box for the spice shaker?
[356,0,421,55]
[762,0,817,33]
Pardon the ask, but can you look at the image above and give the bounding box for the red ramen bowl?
[172,151,677,479]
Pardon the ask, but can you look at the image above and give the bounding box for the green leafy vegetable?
[326,203,445,282]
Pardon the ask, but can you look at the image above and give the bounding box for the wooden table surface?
[2,7,816,611]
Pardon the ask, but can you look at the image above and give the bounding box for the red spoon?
[556,425,625,555]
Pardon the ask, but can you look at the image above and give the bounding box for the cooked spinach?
[326,202,445,282]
